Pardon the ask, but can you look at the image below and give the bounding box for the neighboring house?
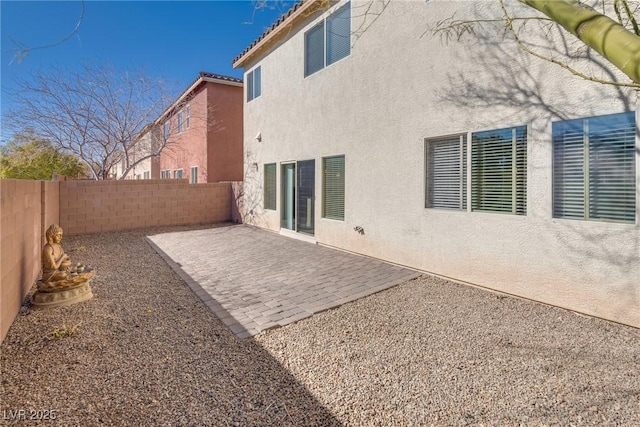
[108,123,161,180]
[233,1,640,327]
[157,72,244,184]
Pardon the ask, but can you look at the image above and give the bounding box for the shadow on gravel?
[0,225,342,426]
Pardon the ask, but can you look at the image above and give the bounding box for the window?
[161,170,171,179]
[471,126,527,215]
[247,66,262,102]
[178,112,184,133]
[186,105,190,129]
[426,135,467,210]
[323,156,345,220]
[190,166,198,184]
[143,171,150,179]
[164,123,170,140]
[174,169,183,179]
[264,163,276,210]
[553,112,636,223]
[304,2,351,77]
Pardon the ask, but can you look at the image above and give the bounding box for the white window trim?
[304,1,351,78]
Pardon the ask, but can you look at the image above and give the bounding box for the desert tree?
[7,64,182,180]
[431,0,640,88]
[0,130,86,180]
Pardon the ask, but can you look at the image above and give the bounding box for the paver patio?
[147,225,420,338]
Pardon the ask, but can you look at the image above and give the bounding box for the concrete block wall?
[0,180,43,342]
[59,179,233,235]
[1,178,237,343]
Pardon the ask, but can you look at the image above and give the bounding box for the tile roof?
[232,0,310,66]
[198,71,243,84]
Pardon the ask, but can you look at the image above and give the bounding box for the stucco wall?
[207,83,244,183]
[160,85,209,183]
[240,1,640,327]
[0,180,43,342]
[59,179,232,235]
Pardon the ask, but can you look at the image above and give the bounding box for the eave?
[232,0,327,69]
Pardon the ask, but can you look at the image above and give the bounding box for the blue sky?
[0,1,291,139]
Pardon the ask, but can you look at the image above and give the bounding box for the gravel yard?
[1,225,639,426]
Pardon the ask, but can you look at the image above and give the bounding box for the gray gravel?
[1,225,639,426]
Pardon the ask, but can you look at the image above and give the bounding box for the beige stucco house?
[233,1,639,327]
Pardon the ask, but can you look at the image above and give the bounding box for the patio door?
[281,160,315,235]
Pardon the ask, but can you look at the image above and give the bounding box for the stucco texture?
[239,1,640,327]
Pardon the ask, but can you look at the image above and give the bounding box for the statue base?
[32,281,94,309]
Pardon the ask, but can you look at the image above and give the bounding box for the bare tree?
[8,64,180,180]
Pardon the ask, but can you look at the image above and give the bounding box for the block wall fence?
[1,179,237,342]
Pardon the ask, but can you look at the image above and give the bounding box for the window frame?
[425,134,468,210]
[174,169,183,180]
[264,163,277,211]
[304,1,351,77]
[247,66,261,102]
[322,155,346,221]
[552,111,636,224]
[470,125,527,216]
[185,105,190,129]
[190,166,198,184]
[178,111,184,133]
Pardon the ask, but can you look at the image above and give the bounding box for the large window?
[323,156,345,220]
[174,169,183,179]
[553,112,636,223]
[161,170,171,179]
[304,2,351,77]
[471,126,527,215]
[163,123,170,140]
[186,105,191,129]
[426,134,467,210]
[264,163,276,210]
[178,112,184,133]
[247,66,261,102]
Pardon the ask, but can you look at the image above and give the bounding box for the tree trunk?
[521,0,640,83]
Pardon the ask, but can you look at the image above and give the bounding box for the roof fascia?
[155,76,243,124]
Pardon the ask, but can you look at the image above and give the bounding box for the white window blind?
[264,163,276,210]
[471,126,527,215]
[323,156,345,220]
[553,112,636,223]
[304,2,351,77]
[426,135,467,209]
[326,2,351,66]
[305,22,325,77]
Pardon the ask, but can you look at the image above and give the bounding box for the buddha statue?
[42,224,73,283]
[34,224,94,308]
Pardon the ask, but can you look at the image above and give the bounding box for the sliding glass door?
[281,160,315,235]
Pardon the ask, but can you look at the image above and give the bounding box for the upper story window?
[163,123,170,140]
[178,111,184,133]
[186,105,190,128]
[553,112,636,223]
[247,66,262,102]
[304,1,351,77]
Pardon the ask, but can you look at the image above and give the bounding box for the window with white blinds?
[553,112,636,223]
[471,126,527,215]
[323,156,345,220]
[304,2,351,77]
[264,163,277,210]
[247,66,261,102]
[425,135,467,209]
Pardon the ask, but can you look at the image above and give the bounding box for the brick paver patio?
[147,225,420,338]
